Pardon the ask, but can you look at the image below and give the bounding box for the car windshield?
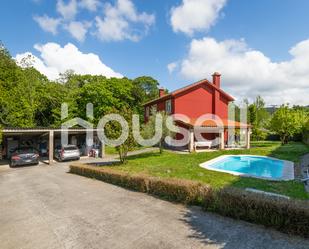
[64,146,78,151]
[15,147,37,154]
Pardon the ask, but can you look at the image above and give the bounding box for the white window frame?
[151,104,157,115]
[165,99,172,114]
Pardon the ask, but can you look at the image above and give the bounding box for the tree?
[247,96,270,140]
[132,76,160,120]
[132,76,159,102]
[0,43,161,130]
[270,105,307,144]
[104,107,136,164]
[74,76,134,124]
[142,111,172,154]
[0,125,2,145]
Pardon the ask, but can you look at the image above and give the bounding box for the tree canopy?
[270,105,307,144]
[0,44,160,128]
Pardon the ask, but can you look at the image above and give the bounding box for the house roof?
[143,78,235,106]
[176,118,250,129]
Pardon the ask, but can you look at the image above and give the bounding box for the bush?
[203,187,309,237]
[148,177,209,204]
[70,164,148,192]
[69,164,309,238]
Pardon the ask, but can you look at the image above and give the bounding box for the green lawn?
[105,146,118,155]
[105,145,149,155]
[104,141,309,199]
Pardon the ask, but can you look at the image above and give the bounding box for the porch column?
[49,130,54,165]
[246,128,251,149]
[219,130,225,150]
[189,129,194,152]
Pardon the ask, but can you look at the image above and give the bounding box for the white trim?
[199,155,295,181]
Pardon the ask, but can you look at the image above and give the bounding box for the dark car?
[10,147,40,167]
[55,145,80,162]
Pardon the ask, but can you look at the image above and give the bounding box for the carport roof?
[3,127,101,133]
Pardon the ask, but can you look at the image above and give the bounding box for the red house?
[143,73,251,152]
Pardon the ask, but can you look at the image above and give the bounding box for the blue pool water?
[206,156,284,179]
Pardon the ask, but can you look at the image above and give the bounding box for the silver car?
[55,145,80,162]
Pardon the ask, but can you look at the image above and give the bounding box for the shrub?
[147,177,210,204]
[203,187,309,238]
[70,164,148,192]
[69,164,309,238]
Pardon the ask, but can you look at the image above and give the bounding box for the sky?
[1,0,309,106]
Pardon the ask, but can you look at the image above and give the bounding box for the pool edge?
[199,155,295,181]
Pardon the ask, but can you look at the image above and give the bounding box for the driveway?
[0,161,308,249]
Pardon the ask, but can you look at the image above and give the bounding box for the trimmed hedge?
[69,163,309,238]
[203,187,309,237]
[147,177,210,204]
[70,163,148,193]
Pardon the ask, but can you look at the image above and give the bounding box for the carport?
[1,128,104,165]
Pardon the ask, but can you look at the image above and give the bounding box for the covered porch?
[176,119,251,153]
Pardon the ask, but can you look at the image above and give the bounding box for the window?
[145,106,150,117]
[165,99,172,114]
[151,105,157,114]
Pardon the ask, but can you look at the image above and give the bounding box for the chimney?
[212,72,221,88]
[159,87,165,97]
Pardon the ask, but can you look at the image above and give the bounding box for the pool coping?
[199,155,295,181]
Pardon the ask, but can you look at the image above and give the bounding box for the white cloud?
[79,0,100,12]
[33,15,61,35]
[56,0,78,20]
[15,42,122,80]
[170,0,227,36]
[95,0,155,42]
[167,62,178,74]
[65,21,92,42]
[174,37,309,105]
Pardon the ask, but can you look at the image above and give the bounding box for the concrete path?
[0,161,308,249]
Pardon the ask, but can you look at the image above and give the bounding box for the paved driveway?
[0,161,308,249]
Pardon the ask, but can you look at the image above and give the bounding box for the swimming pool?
[200,155,294,181]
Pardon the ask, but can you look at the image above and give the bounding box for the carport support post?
[49,130,54,165]
[100,142,105,158]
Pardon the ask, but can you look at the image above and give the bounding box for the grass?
[105,145,150,155]
[105,146,118,155]
[103,141,309,200]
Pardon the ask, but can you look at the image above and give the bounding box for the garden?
[70,141,309,237]
[103,141,309,199]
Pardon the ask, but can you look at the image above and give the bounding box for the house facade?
[143,72,251,151]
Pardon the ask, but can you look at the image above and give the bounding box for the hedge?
[203,187,309,237]
[69,163,309,238]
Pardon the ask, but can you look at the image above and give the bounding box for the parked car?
[55,145,80,162]
[10,147,39,167]
[39,142,48,157]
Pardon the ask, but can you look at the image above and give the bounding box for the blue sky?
[1,0,309,105]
